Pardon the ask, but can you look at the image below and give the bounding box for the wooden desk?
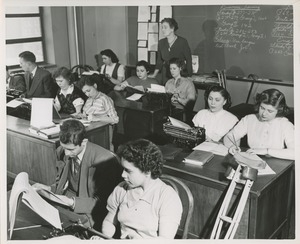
[7,115,110,185]
[109,91,171,139]
[163,152,294,239]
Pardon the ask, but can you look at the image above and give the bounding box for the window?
[6,6,45,68]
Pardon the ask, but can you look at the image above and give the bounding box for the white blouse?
[192,109,238,142]
[227,114,294,149]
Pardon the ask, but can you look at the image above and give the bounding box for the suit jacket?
[53,141,122,226]
[24,67,55,98]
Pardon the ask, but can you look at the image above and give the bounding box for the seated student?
[192,85,238,142]
[114,60,158,91]
[52,67,86,115]
[77,74,119,124]
[224,89,294,160]
[18,51,56,98]
[33,119,122,227]
[165,58,196,110]
[102,139,183,239]
[100,49,125,85]
[6,65,26,92]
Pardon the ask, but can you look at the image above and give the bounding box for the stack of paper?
[183,150,214,166]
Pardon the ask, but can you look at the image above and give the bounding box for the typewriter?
[144,91,172,108]
[163,121,205,149]
[6,89,23,102]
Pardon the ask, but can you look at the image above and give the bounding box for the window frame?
[6,7,46,69]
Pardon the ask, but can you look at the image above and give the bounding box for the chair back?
[160,174,194,239]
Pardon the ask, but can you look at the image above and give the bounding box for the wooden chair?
[160,174,194,239]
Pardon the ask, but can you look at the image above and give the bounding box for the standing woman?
[192,85,238,142]
[100,49,125,85]
[149,18,192,85]
[53,67,86,115]
[224,89,294,160]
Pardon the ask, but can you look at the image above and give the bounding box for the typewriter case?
[163,122,205,149]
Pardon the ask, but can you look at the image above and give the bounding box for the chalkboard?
[173,5,293,82]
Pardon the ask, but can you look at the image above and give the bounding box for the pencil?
[9,224,42,231]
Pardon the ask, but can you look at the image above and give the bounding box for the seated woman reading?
[114,60,158,91]
[102,139,183,239]
[192,85,238,142]
[224,89,294,160]
[52,67,86,115]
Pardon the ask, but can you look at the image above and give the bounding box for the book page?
[147,84,166,93]
[36,188,69,207]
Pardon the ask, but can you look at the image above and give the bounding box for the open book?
[29,124,60,139]
[9,172,62,239]
[147,84,166,93]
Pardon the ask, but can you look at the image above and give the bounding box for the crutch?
[210,164,257,239]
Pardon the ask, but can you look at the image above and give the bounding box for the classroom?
[4,1,298,241]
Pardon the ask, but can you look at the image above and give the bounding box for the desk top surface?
[109,91,169,113]
[6,115,109,143]
[164,151,294,195]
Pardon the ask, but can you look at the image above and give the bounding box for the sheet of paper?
[138,23,148,40]
[151,13,157,22]
[31,98,54,129]
[138,47,148,62]
[138,6,150,22]
[192,55,199,74]
[258,163,276,175]
[126,93,144,101]
[6,99,24,108]
[81,71,99,75]
[149,52,156,65]
[148,84,166,93]
[138,40,147,47]
[168,116,191,130]
[22,98,32,104]
[148,33,158,51]
[159,6,172,21]
[148,22,159,33]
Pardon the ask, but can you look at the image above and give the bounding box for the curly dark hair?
[59,119,86,146]
[136,60,151,73]
[100,49,119,63]
[204,85,232,110]
[117,139,164,179]
[254,89,289,117]
[161,18,179,31]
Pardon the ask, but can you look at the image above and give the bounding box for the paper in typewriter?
[9,172,62,238]
[168,116,191,130]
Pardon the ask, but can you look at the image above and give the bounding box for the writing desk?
[109,91,172,139]
[163,152,294,239]
[7,115,110,185]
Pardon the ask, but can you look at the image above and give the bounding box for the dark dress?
[156,36,192,84]
[56,85,86,114]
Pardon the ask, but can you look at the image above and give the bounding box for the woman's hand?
[171,93,179,103]
[229,146,241,155]
[246,148,268,155]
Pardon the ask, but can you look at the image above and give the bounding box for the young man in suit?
[19,51,56,98]
[33,119,122,227]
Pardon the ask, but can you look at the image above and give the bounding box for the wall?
[81,6,128,70]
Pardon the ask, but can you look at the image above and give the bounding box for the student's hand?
[171,94,179,103]
[246,148,268,155]
[19,94,25,99]
[147,73,156,78]
[229,146,241,155]
[105,74,111,80]
[32,183,51,192]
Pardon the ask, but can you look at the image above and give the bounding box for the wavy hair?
[204,85,232,110]
[59,119,86,146]
[117,139,164,179]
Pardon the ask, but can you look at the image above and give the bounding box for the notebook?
[183,150,214,166]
